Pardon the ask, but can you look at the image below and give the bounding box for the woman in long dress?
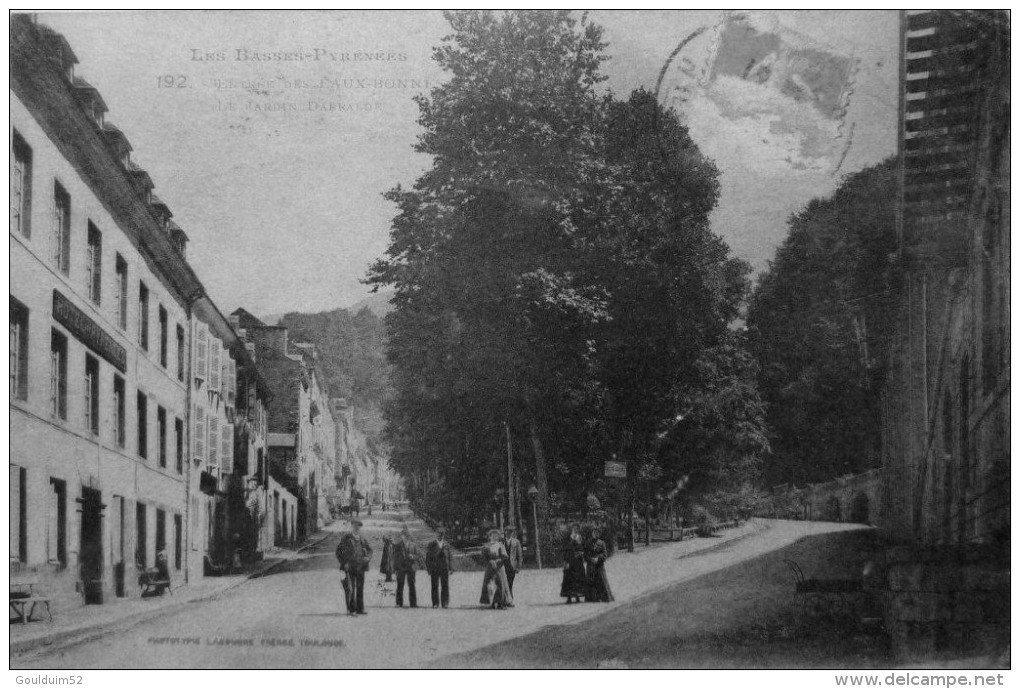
[585,527,614,602]
[479,529,514,609]
[380,534,395,582]
[560,523,587,604]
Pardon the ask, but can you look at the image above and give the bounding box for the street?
[14,509,868,669]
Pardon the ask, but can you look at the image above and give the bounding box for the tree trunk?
[528,417,550,534]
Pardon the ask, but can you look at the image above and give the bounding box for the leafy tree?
[746,159,899,487]
[370,11,759,535]
[369,10,612,530]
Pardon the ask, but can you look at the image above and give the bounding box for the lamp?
[527,484,542,569]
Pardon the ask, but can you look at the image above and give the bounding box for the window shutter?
[193,404,206,463]
[208,416,219,468]
[209,340,221,392]
[219,346,229,400]
[247,382,256,423]
[228,358,237,407]
[194,322,208,383]
[221,423,234,474]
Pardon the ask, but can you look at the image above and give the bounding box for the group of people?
[559,523,614,604]
[336,519,457,614]
[335,518,612,615]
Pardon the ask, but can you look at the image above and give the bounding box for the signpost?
[604,460,627,479]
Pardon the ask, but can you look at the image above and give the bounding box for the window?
[112,375,125,447]
[50,330,68,419]
[11,130,32,238]
[48,478,67,565]
[137,391,148,459]
[135,502,147,568]
[10,297,29,401]
[159,306,168,368]
[52,181,71,274]
[10,466,27,563]
[173,514,182,570]
[115,254,128,329]
[86,223,102,304]
[175,418,184,474]
[176,325,185,382]
[84,354,99,435]
[157,406,167,468]
[138,282,150,350]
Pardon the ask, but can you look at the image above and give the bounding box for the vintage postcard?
[8,10,1009,676]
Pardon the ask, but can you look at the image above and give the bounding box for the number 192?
[156,75,188,88]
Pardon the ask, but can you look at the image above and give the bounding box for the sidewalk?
[9,527,335,658]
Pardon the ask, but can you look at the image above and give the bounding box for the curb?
[9,546,308,661]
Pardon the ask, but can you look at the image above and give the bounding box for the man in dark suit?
[425,527,454,608]
[336,519,372,615]
[393,527,419,608]
[503,526,523,596]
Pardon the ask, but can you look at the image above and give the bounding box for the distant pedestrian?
[393,527,419,608]
[351,494,361,518]
[479,529,513,609]
[425,528,454,608]
[336,519,372,615]
[380,534,395,583]
[503,526,523,596]
[560,523,586,604]
[584,526,614,602]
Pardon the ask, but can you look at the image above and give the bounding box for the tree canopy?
[368,10,762,529]
[746,159,899,487]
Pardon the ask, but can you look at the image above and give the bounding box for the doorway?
[79,487,104,604]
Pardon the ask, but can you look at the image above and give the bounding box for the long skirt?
[560,557,587,599]
[586,563,615,602]
[479,564,514,608]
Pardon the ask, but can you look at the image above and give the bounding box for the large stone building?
[10,16,203,606]
[10,16,296,610]
[879,10,1009,658]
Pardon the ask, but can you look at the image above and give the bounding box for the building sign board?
[53,290,127,372]
[604,460,627,479]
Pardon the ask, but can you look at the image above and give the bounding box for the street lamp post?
[527,484,542,569]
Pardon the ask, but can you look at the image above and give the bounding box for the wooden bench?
[137,568,172,597]
[9,581,52,624]
[784,559,864,617]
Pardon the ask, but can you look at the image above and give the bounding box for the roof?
[101,122,132,152]
[72,77,108,113]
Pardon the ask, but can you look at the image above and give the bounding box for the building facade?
[10,16,204,607]
[878,10,1009,659]
[230,309,334,541]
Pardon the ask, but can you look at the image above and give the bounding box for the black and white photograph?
[7,9,1010,676]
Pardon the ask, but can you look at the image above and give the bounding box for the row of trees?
[367,11,766,535]
[746,160,899,488]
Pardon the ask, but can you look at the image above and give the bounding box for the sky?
[37,10,899,319]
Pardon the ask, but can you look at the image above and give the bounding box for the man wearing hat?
[425,527,454,608]
[336,519,372,615]
[503,526,523,596]
[392,526,420,608]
